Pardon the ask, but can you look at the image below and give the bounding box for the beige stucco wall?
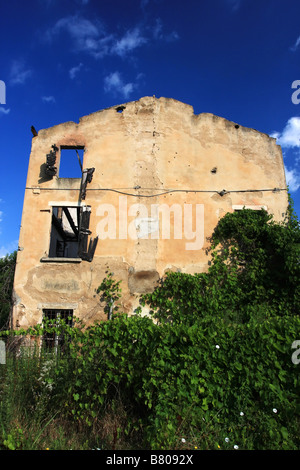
[12,96,288,328]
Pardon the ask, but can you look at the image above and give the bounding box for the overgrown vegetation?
[0,251,16,330]
[0,199,299,450]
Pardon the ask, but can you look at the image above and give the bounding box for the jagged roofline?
[81,96,275,140]
[36,95,277,143]
[80,95,244,129]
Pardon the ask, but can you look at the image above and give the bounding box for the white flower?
[225,437,229,443]
[273,408,278,414]
[239,412,244,416]
[215,345,220,349]
[234,445,239,450]
[181,438,186,443]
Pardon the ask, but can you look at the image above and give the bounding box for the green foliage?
[96,272,122,319]
[209,207,299,317]
[1,196,299,449]
[0,251,16,329]
[10,312,296,450]
[2,428,24,450]
[141,204,299,324]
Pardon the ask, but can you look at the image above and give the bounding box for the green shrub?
[1,198,299,450]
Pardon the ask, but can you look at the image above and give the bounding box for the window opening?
[59,146,84,178]
[48,205,98,261]
[233,205,267,212]
[42,309,73,351]
[49,206,80,258]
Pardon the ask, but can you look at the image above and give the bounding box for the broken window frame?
[45,144,58,178]
[47,204,98,262]
[43,144,95,200]
[49,205,81,259]
[77,205,98,261]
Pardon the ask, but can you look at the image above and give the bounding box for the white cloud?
[111,27,147,56]
[285,165,300,192]
[290,36,300,52]
[46,15,103,53]
[271,117,300,148]
[270,131,280,140]
[10,59,32,85]
[42,95,55,103]
[0,108,10,115]
[69,63,83,79]
[104,71,135,99]
[46,14,178,60]
[271,118,300,192]
[0,240,18,258]
[47,15,144,59]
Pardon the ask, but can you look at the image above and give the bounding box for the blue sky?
[1,0,300,257]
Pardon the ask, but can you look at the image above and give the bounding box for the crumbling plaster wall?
[12,96,288,328]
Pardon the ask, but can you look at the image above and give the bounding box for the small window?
[42,309,73,351]
[232,205,267,211]
[59,146,84,178]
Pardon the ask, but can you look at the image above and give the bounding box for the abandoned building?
[12,96,288,331]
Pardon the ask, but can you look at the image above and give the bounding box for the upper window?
[59,146,84,178]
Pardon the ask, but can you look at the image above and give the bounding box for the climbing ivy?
[141,201,299,325]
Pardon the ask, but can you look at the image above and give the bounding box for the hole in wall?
[59,147,84,178]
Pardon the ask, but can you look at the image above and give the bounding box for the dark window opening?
[42,309,73,351]
[48,205,98,261]
[49,206,81,258]
[233,208,265,213]
[59,146,84,178]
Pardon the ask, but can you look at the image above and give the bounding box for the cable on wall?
[25,186,287,198]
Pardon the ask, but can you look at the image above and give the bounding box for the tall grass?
[0,330,145,450]
[0,340,104,450]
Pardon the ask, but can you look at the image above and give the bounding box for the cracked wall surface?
[12,96,288,328]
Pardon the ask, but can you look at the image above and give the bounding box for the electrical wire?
[25,186,287,197]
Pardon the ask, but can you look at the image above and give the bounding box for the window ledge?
[40,257,82,263]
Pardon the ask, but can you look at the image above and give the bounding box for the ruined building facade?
[12,96,288,329]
